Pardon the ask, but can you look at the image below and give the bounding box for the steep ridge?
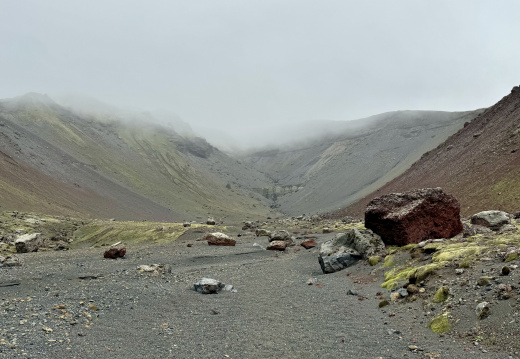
[338,86,520,218]
[244,110,481,215]
[0,94,274,221]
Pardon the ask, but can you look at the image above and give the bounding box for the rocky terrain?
[3,86,520,358]
[2,205,520,358]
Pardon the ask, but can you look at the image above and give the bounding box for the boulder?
[470,210,511,231]
[104,242,126,259]
[255,228,271,237]
[300,238,317,249]
[266,240,287,251]
[269,230,294,246]
[194,278,224,294]
[269,230,291,242]
[206,217,216,225]
[15,233,43,253]
[204,232,236,246]
[318,247,361,274]
[242,221,254,230]
[365,188,463,245]
[331,229,385,259]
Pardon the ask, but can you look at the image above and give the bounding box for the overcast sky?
[1,1,519,146]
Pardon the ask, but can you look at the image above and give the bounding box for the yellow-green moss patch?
[430,312,451,334]
[368,256,381,266]
[433,286,450,303]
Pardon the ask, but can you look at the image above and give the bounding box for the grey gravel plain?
[0,231,515,358]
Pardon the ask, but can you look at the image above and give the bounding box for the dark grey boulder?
[470,210,510,231]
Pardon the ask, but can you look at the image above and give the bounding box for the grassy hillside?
[0,94,275,221]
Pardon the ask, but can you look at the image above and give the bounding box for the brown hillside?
[338,85,520,218]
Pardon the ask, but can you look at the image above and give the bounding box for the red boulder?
[365,188,463,245]
[104,243,126,259]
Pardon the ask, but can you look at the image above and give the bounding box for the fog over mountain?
[1,1,519,144]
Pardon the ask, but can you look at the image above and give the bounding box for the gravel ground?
[0,231,516,359]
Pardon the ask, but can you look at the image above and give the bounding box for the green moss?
[72,220,210,248]
[381,266,416,290]
[423,243,442,253]
[411,263,442,283]
[432,242,481,262]
[383,255,396,267]
[368,256,381,266]
[430,312,451,334]
[401,244,418,250]
[378,300,390,308]
[505,253,518,263]
[433,286,450,303]
[386,246,400,255]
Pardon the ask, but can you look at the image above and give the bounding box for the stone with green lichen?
[505,253,518,263]
[430,312,451,333]
[368,256,381,266]
[477,276,493,286]
[501,266,510,276]
[378,300,390,308]
[433,286,449,303]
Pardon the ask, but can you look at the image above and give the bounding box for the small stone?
[347,289,358,296]
[306,278,317,285]
[390,292,401,302]
[300,238,317,249]
[379,300,390,308]
[476,302,490,319]
[88,303,99,311]
[502,266,511,276]
[397,288,408,297]
[407,284,419,294]
[455,268,464,275]
[477,276,492,286]
[194,278,224,294]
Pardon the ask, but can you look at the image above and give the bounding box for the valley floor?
[1,225,516,358]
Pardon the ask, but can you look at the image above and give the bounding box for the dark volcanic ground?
[1,228,516,359]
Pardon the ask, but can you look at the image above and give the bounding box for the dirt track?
[0,230,514,358]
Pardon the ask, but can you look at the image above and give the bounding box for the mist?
[1,1,519,150]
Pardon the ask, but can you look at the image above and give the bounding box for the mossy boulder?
[433,286,450,303]
[430,312,451,334]
[383,255,395,267]
[368,256,381,266]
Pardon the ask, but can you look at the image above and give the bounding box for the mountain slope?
[243,110,481,215]
[0,94,274,221]
[338,86,520,218]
